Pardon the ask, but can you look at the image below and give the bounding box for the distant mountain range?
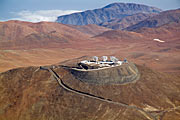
[56,3,162,27]
[126,9,180,31]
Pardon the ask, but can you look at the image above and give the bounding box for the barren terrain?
[0,19,180,73]
[0,61,179,120]
[0,3,180,120]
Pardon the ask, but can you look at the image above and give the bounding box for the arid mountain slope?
[0,63,179,120]
[67,24,111,36]
[99,13,156,29]
[0,20,95,50]
[126,9,180,31]
[0,21,106,72]
[56,3,161,25]
[94,29,145,42]
[135,22,180,40]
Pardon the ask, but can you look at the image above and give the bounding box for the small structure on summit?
[79,56,127,70]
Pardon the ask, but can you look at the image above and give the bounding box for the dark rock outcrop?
[56,3,161,26]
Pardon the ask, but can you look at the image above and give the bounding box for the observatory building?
[69,56,140,84]
[78,56,127,70]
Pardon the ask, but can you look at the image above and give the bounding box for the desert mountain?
[126,9,180,31]
[94,29,146,44]
[96,20,180,43]
[0,21,111,50]
[0,20,113,72]
[67,24,111,36]
[0,20,94,50]
[0,59,180,120]
[99,13,156,29]
[56,3,161,26]
[135,22,180,41]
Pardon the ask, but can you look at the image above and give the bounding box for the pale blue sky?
[0,0,180,22]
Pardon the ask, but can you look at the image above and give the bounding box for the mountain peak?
[103,2,161,12]
[56,3,162,26]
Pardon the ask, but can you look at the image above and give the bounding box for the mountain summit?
[56,3,162,26]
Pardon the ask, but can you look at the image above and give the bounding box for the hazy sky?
[0,0,180,22]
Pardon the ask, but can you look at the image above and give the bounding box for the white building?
[80,56,123,67]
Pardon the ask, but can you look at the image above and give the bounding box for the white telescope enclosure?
[102,56,108,62]
[93,56,98,62]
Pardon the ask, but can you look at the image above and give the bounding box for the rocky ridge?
[99,13,156,29]
[56,3,161,26]
[126,9,180,31]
